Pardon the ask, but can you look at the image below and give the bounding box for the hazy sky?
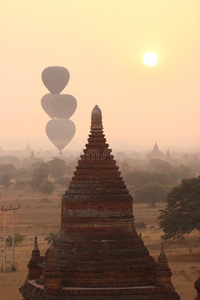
[1,1,200,151]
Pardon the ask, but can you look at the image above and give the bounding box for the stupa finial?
[34,236,39,251]
[158,242,168,264]
[26,236,40,280]
[91,105,103,130]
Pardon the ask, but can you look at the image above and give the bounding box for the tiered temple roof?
[20,106,180,300]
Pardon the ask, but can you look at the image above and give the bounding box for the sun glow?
[143,52,158,67]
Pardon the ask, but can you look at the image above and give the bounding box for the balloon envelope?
[42,66,70,95]
[46,119,75,151]
[41,93,55,118]
[51,94,77,118]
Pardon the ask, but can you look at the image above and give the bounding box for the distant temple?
[146,142,165,160]
[121,159,130,175]
[23,143,33,157]
[165,149,171,161]
[20,106,180,300]
[28,150,36,162]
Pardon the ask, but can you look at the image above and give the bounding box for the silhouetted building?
[20,106,180,300]
[165,149,171,161]
[121,159,130,175]
[146,142,165,160]
[29,150,36,161]
[23,143,32,157]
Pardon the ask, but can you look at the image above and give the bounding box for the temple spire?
[72,105,118,180]
[158,242,168,264]
[154,142,159,151]
[91,105,103,130]
[27,236,41,280]
[156,242,176,293]
[33,236,39,251]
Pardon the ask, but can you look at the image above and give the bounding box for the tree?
[55,176,70,186]
[134,183,168,207]
[38,180,55,194]
[148,159,175,173]
[30,161,45,171]
[178,164,193,180]
[6,233,27,245]
[125,170,171,189]
[30,162,49,189]
[0,156,20,168]
[0,164,16,177]
[44,232,58,244]
[48,157,67,178]
[14,167,32,179]
[15,179,30,189]
[2,174,12,191]
[158,176,200,240]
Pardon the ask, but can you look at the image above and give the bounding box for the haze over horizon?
[1,1,200,152]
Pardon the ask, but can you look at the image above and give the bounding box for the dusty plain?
[0,185,199,300]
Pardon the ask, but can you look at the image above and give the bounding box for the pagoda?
[146,142,165,160]
[20,106,180,300]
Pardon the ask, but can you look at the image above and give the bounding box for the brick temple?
[20,105,180,300]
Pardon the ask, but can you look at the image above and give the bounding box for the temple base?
[20,280,180,300]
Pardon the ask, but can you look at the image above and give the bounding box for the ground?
[0,185,199,300]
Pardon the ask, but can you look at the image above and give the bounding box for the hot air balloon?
[41,93,55,118]
[42,66,70,95]
[46,119,76,151]
[51,94,77,119]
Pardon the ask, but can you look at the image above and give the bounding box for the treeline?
[0,157,77,194]
[124,159,194,207]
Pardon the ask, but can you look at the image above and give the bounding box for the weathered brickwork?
[20,105,180,300]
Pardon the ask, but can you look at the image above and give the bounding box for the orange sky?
[0,1,200,151]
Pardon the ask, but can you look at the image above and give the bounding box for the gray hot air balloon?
[46,119,76,151]
[51,94,77,119]
[42,66,70,95]
[41,93,55,118]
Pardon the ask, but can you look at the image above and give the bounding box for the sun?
[143,52,158,67]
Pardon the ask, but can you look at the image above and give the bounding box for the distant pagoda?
[146,142,165,160]
[20,106,180,300]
